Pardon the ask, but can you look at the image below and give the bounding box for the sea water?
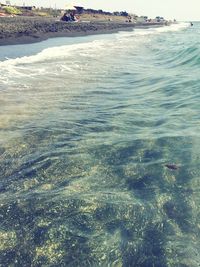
[0,22,200,266]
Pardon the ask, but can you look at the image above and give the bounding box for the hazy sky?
[10,0,200,21]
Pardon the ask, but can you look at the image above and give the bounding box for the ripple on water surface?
[0,22,200,266]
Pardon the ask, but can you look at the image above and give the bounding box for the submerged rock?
[165,164,179,170]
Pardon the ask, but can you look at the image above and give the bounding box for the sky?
[7,0,200,21]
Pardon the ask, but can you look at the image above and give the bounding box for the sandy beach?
[0,16,166,46]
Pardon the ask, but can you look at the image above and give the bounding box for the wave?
[117,22,189,38]
[172,45,200,67]
[158,43,200,68]
[0,40,106,66]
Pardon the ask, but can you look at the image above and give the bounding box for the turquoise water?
[0,22,200,266]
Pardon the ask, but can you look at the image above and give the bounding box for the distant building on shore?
[17,5,36,11]
[0,1,35,10]
[0,2,8,8]
[0,1,11,7]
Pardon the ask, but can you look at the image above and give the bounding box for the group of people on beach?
[60,12,78,22]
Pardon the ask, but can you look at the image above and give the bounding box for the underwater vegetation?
[0,131,199,267]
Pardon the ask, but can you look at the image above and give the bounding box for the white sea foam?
[0,39,109,82]
[153,22,189,32]
[118,22,189,38]
[0,40,106,67]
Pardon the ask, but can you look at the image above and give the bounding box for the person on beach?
[60,12,70,22]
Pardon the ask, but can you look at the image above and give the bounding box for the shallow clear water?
[0,22,200,266]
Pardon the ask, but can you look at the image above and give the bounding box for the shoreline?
[0,24,135,46]
[0,17,167,46]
